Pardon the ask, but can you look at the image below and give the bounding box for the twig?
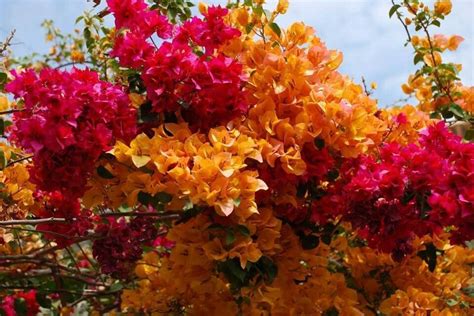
[99,212,181,220]
[65,246,82,273]
[361,76,372,96]
[0,29,16,55]
[5,155,33,167]
[0,109,22,115]
[392,0,412,43]
[55,60,95,69]
[0,217,68,226]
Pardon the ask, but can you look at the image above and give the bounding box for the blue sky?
[0,0,472,107]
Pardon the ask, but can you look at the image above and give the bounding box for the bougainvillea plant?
[0,0,473,314]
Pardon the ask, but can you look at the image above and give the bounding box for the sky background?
[0,0,472,107]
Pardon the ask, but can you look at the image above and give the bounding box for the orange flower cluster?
[86,124,267,219]
[0,144,35,221]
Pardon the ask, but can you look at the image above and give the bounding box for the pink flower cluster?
[92,216,158,278]
[178,6,241,53]
[313,123,474,258]
[109,0,247,129]
[107,0,172,38]
[6,68,137,199]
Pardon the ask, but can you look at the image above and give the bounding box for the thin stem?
[0,109,22,115]
[392,0,412,43]
[361,76,372,96]
[0,217,68,226]
[65,246,82,273]
[5,155,34,167]
[99,212,181,220]
[55,60,95,69]
[0,29,16,55]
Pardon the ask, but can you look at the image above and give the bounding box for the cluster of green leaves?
[217,256,277,294]
[207,223,251,247]
[151,0,194,23]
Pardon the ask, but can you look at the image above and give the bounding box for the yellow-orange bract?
[86,124,267,219]
[0,144,36,221]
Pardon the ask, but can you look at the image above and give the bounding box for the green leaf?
[314,137,325,150]
[0,148,7,170]
[269,22,281,37]
[138,191,153,205]
[300,234,319,250]
[207,223,224,230]
[14,298,27,316]
[327,169,339,181]
[177,206,202,224]
[432,20,441,27]
[0,72,7,89]
[414,53,424,65]
[446,298,458,307]
[296,183,307,198]
[323,307,339,316]
[237,225,250,237]
[109,283,123,292]
[253,5,264,17]
[156,192,172,203]
[0,118,4,135]
[321,233,332,245]
[448,103,466,119]
[256,256,278,284]
[389,4,400,18]
[225,229,236,245]
[461,284,474,297]
[245,23,255,34]
[138,101,159,123]
[218,259,247,285]
[97,165,114,179]
[36,292,52,309]
[464,129,474,141]
[83,27,93,49]
[465,240,474,250]
[417,242,438,272]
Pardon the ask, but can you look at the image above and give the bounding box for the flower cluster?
[92,216,158,278]
[0,144,35,221]
[96,124,268,219]
[6,68,136,205]
[314,122,474,256]
[110,0,247,130]
[107,0,172,38]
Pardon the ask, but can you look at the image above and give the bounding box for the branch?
[0,29,15,55]
[0,217,68,226]
[99,212,182,220]
[0,109,22,115]
[6,155,33,167]
[392,0,412,43]
[55,60,95,69]
[361,76,372,96]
